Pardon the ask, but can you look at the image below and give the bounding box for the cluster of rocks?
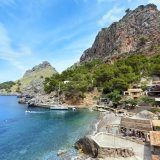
[80,4,160,62]
[98,147,134,159]
[75,136,99,158]
[74,136,134,159]
[132,110,158,120]
[22,79,45,95]
[27,92,59,107]
[18,97,27,104]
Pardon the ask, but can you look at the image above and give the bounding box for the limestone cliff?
[12,61,57,95]
[80,4,160,62]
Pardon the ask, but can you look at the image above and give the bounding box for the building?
[147,84,160,97]
[152,81,160,85]
[120,117,152,142]
[150,131,160,159]
[121,117,153,132]
[155,98,160,107]
[124,88,144,100]
[152,120,160,131]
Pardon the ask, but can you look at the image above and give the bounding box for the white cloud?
[0,23,32,71]
[98,6,124,26]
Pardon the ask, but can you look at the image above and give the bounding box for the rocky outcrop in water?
[75,136,135,159]
[75,136,99,158]
[80,4,160,62]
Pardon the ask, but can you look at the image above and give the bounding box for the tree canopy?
[44,54,160,101]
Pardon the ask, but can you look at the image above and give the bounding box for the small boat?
[72,107,76,111]
[50,105,68,110]
[25,110,31,113]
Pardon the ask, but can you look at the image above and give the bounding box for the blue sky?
[0,0,159,82]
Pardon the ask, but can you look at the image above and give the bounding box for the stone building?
[150,131,160,159]
[120,117,152,142]
[152,120,160,131]
[124,88,144,100]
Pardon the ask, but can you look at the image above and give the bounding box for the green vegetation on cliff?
[0,81,15,93]
[44,54,160,100]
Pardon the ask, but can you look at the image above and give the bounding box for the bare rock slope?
[12,61,57,94]
[80,4,160,62]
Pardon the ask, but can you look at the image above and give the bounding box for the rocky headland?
[11,61,57,95]
[80,4,160,63]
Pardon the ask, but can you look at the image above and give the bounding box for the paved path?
[92,133,151,160]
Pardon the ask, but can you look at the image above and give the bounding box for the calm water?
[0,96,98,160]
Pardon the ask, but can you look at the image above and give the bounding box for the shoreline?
[71,112,106,160]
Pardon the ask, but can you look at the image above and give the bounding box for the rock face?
[75,136,99,158]
[98,147,134,158]
[75,136,135,159]
[23,61,54,77]
[80,4,160,62]
[14,61,57,95]
[132,110,158,120]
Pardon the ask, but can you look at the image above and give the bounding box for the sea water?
[0,96,98,160]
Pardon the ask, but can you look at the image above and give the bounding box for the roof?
[121,117,152,132]
[152,155,160,160]
[128,89,143,92]
[155,98,160,102]
[152,81,160,84]
[152,120,160,127]
[150,131,160,147]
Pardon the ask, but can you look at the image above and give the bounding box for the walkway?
[92,132,151,160]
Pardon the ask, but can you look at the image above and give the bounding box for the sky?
[0,0,159,82]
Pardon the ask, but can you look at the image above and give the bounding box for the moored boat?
[50,105,68,110]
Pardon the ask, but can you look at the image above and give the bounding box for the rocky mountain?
[80,4,160,62]
[11,61,57,95]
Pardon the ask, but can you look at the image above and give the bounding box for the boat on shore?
[50,105,68,110]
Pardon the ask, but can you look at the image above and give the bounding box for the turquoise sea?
[0,96,98,160]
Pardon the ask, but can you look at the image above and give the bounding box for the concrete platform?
[92,132,151,160]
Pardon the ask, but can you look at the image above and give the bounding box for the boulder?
[74,136,99,158]
[18,97,26,104]
[132,110,158,120]
[57,149,67,156]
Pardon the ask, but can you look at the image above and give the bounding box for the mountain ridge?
[80,4,160,62]
[11,61,58,94]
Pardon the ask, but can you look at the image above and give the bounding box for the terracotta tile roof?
[150,131,160,147]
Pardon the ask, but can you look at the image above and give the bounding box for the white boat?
[50,105,68,110]
[25,110,31,113]
[72,107,76,111]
